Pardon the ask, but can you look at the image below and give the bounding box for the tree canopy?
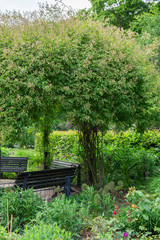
[0,9,159,182]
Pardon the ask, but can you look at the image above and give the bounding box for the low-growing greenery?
[34,194,89,238]
[103,146,157,187]
[0,188,44,233]
[0,185,160,239]
[19,222,73,240]
[0,129,160,239]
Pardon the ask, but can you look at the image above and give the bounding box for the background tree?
[88,0,158,29]
[131,4,160,68]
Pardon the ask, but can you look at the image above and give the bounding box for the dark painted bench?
[0,150,28,174]
[15,160,81,196]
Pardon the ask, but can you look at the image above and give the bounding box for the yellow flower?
[132,204,136,208]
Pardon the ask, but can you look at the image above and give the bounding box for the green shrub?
[0,188,44,233]
[71,185,115,218]
[35,129,160,166]
[0,147,10,157]
[120,188,160,235]
[34,130,159,186]
[19,222,73,240]
[103,129,160,149]
[146,176,160,194]
[35,194,88,237]
[0,226,11,240]
[103,146,157,187]
[35,130,81,166]
[90,188,160,239]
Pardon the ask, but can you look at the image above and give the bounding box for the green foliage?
[71,185,115,218]
[91,188,160,239]
[103,129,160,149]
[104,146,157,187]
[19,222,73,240]
[35,130,160,186]
[124,188,160,234]
[146,175,160,194]
[89,0,149,29]
[0,12,159,181]
[131,4,160,69]
[0,147,10,157]
[35,131,80,166]
[1,126,35,148]
[0,226,11,240]
[35,129,160,163]
[0,187,4,198]
[35,194,88,237]
[0,188,44,233]
[6,148,42,172]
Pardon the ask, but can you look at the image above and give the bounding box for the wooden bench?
[15,161,81,197]
[0,150,28,174]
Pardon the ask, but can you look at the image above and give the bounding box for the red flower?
[113,211,117,215]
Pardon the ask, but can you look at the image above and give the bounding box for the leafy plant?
[103,146,157,187]
[0,188,44,233]
[0,226,11,240]
[71,185,115,218]
[19,222,73,240]
[34,194,88,237]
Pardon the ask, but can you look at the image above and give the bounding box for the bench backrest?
[0,157,28,173]
[51,160,80,169]
[15,166,77,190]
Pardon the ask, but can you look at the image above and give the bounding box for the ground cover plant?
[0,188,44,233]
[1,184,160,239]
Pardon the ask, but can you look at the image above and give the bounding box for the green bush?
[103,129,160,149]
[120,188,160,235]
[19,222,73,240]
[0,188,44,233]
[91,188,160,239]
[103,147,157,187]
[35,194,88,238]
[0,147,10,157]
[0,187,4,197]
[35,130,81,166]
[0,226,11,240]
[35,130,160,167]
[72,185,115,218]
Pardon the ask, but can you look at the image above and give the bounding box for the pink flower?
[123,232,129,238]
[113,211,117,215]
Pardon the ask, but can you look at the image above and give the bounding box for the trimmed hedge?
[35,130,80,165]
[103,129,160,149]
[35,130,160,164]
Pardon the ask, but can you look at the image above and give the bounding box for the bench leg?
[77,165,81,188]
[64,176,71,197]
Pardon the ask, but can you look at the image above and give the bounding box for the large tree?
[0,14,159,184]
[56,19,159,185]
[0,2,70,168]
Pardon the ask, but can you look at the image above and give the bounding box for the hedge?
[35,129,160,164]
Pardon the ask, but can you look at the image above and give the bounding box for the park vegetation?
[0,1,160,239]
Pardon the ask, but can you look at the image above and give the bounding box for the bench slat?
[15,162,78,191]
[0,156,28,173]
